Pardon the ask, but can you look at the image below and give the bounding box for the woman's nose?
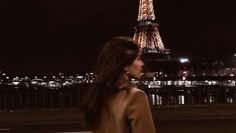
[141,60,144,66]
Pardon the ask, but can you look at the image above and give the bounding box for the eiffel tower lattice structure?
[132,0,182,75]
[133,0,170,58]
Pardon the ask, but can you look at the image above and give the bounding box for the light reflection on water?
[150,94,185,105]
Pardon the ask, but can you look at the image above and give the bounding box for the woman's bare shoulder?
[127,87,146,97]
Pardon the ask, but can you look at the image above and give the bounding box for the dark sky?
[0,0,236,74]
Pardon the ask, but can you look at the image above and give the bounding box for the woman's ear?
[124,65,129,72]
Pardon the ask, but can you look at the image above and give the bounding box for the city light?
[77,76,83,79]
[179,58,190,63]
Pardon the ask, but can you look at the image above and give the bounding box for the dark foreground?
[0,119,235,133]
[1,105,236,133]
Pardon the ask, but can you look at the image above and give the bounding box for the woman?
[82,36,156,133]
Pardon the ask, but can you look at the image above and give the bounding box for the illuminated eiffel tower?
[133,0,176,74]
[133,0,170,58]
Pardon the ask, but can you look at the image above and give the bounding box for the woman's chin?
[135,75,142,79]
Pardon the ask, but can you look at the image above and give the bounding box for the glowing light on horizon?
[179,58,189,63]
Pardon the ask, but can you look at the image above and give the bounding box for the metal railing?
[0,84,88,111]
[1,77,236,111]
[146,85,236,106]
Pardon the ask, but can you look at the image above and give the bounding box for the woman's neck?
[118,73,131,89]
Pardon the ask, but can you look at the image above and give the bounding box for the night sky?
[0,0,236,74]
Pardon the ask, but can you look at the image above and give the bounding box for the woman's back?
[83,37,157,133]
[95,87,156,133]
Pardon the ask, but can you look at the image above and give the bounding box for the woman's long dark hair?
[82,36,140,130]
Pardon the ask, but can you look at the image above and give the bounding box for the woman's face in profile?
[125,55,144,79]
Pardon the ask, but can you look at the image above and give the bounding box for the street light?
[179,58,190,63]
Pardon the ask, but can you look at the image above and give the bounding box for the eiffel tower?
[133,0,179,75]
[133,0,170,56]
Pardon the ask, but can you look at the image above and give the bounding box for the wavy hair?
[82,36,140,130]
